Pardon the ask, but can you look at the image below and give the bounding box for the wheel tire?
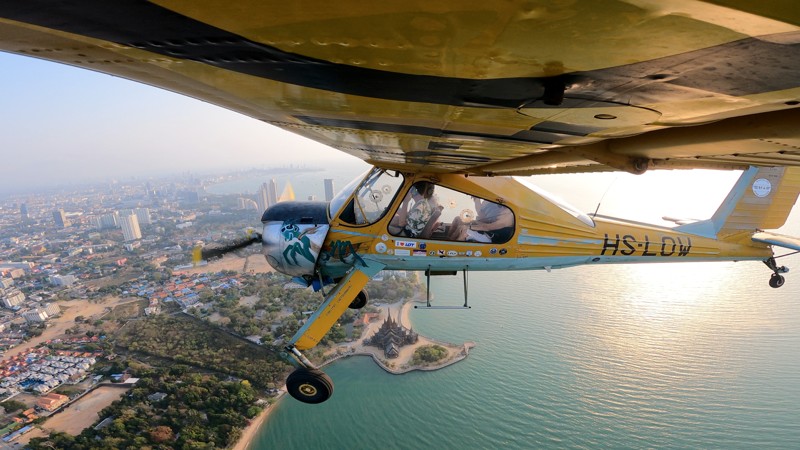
[348,290,368,309]
[286,368,334,404]
[769,273,785,289]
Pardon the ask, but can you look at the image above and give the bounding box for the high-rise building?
[22,308,48,323]
[92,212,119,230]
[1,288,25,308]
[134,208,152,225]
[256,183,270,212]
[256,179,281,210]
[49,275,77,287]
[324,179,335,202]
[43,303,60,317]
[53,209,70,228]
[267,179,279,207]
[20,203,29,220]
[120,214,142,242]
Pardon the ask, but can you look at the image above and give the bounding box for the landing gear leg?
[763,257,789,289]
[282,260,385,404]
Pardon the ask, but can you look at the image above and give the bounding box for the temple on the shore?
[364,309,418,358]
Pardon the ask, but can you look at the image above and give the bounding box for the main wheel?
[348,290,368,309]
[286,368,334,404]
[769,273,785,289]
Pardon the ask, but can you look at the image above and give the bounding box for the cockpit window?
[388,182,515,244]
[335,168,404,226]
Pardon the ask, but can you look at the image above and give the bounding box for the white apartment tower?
[23,308,48,323]
[134,208,152,225]
[1,289,25,308]
[256,183,270,212]
[120,214,142,241]
[43,303,60,317]
[267,178,279,206]
[324,178,335,202]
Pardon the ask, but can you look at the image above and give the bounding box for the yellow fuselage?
[320,173,771,277]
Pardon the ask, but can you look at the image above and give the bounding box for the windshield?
[331,168,405,225]
[328,169,368,219]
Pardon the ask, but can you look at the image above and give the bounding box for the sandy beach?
[231,393,283,450]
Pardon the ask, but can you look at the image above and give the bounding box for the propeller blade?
[192,233,262,263]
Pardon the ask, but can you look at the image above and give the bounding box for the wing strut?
[415,265,472,310]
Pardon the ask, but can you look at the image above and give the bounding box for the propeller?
[192,230,263,264]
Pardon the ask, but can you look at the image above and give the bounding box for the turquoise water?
[252,254,800,449]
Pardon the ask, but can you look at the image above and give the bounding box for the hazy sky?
[1,50,776,227]
[0,52,363,193]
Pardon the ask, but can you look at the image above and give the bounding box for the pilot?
[448,197,514,243]
[388,181,436,237]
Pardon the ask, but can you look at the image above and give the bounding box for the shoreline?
[234,298,474,450]
[231,390,285,450]
[320,299,475,374]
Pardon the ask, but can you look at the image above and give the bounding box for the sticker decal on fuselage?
[395,240,417,248]
[752,178,772,198]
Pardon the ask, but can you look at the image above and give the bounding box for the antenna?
[592,175,619,217]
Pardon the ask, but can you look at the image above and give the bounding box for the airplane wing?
[2,1,800,175]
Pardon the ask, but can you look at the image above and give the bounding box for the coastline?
[233,298,474,450]
[231,390,284,450]
[319,299,475,374]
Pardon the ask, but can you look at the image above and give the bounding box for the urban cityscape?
[0,167,378,447]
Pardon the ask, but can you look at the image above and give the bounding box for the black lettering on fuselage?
[621,235,636,255]
[678,237,692,256]
[600,233,692,257]
[601,234,621,255]
[642,235,657,256]
[660,236,676,256]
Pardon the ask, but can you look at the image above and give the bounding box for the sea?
[238,170,800,449]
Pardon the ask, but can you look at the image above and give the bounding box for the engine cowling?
[261,201,330,278]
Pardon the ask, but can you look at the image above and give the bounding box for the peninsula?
[322,298,475,374]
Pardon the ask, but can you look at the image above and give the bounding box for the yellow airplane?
[3,2,800,404]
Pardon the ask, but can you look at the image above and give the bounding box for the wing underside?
[2,1,800,174]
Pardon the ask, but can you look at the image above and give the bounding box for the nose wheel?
[764,257,789,289]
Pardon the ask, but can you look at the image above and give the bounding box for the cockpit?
[329,168,519,244]
[330,168,597,246]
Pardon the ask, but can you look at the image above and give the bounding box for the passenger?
[388,181,436,237]
[448,197,514,243]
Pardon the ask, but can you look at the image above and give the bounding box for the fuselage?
[262,168,772,281]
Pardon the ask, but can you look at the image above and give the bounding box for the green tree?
[0,399,26,412]
[412,345,448,365]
